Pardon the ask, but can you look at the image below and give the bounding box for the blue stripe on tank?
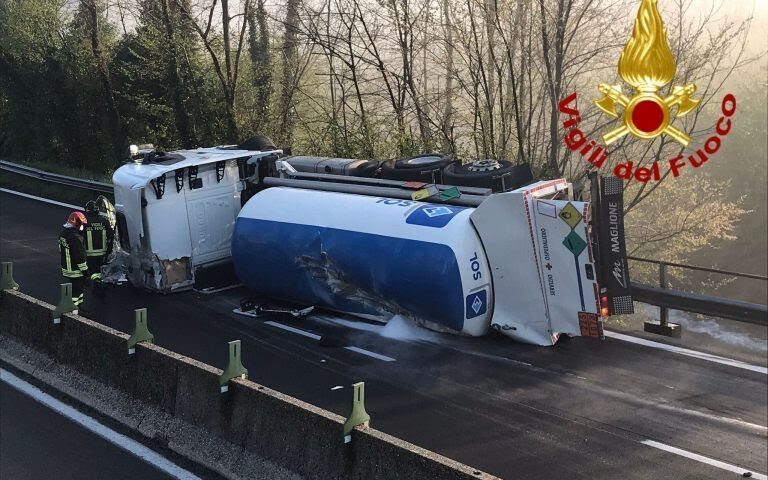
[231,217,466,331]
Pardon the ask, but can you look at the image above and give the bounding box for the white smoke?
[379,315,442,342]
[638,304,767,352]
[314,314,441,343]
[675,316,767,352]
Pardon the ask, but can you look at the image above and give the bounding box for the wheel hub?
[468,160,501,172]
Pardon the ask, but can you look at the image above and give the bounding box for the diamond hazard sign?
[411,185,440,201]
[562,231,587,256]
[559,202,583,229]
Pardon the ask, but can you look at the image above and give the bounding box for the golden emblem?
[595,0,699,146]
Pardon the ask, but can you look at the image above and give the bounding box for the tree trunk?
[442,0,454,153]
[247,0,272,131]
[277,0,300,146]
[83,0,126,159]
[539,0,569,176]
[160,0,194,148]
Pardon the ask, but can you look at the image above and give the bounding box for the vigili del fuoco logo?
[558,0,736,182]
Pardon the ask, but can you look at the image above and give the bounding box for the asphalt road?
[1,191,767,480]
[0,378,179,480]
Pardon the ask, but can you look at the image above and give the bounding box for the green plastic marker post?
[52,283,76,324]
[0,262,19,291]
[343,382,371,443]
[219,340,248,393]
[127,308,154,354]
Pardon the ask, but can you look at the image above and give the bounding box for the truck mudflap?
[470,176,631,345]
[590,175,634,316]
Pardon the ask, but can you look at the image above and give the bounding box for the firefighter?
[83,200,114,299]
[83,200,113,280]
[59,212,89,312]
[94,195,116,247]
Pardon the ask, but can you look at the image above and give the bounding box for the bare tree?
[176,0,250,140]
[277,0,301,145]
[246,0,271,132]
[82,0,127,156]
[441,0,455,152]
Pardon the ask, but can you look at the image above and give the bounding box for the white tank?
[231,187,493,336]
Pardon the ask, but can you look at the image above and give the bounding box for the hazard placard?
[578,312,604,338]
[559,202,583,229]
[562,231,587,256]
[439,186,461,201]
[411,185,440,201]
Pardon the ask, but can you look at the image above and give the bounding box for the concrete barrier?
[0,289,497,479]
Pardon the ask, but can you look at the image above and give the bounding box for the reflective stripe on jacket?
[59,227,88,277]
[84,212,112,256]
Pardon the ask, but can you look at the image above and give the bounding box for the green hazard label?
[562,231,587,256]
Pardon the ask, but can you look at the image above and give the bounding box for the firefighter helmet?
[84,200,97,212]
[67,211,88,228]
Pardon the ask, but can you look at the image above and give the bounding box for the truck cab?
[112,147,280,291]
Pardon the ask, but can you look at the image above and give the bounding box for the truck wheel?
[239,135,276,151]
[379,154,453,183]
[442,160,535,192]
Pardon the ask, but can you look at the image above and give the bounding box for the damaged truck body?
[111,145,633,346]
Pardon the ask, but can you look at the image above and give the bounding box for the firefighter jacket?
[84,211,114,257]
[59,227,88,278]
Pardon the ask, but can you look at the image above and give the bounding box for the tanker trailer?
[231,173,633,346]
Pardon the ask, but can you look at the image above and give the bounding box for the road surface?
[1,190,766,479]
[0,369,214,480]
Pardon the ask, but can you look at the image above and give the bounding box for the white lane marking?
[605,331,768,375]
[0,188,83,210]
[345,346,396,362]
[264,321,321,340]
[1,368,202,480]
[642,440,767,480]
[263,321,396,362]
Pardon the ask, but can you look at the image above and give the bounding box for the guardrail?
[631,283,767,326]
[3,159,766,332]
[0,160,114,194]
[628,256,767,334]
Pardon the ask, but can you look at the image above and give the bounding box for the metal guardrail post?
[643,262,681,338]
[659,262,668,327]
[219,340,248,393]
[52,283,77,324]
[343,382,371,444]
[127,308,154,354]
[1,262,19,291]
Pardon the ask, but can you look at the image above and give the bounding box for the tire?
[349,160,381,177]
[239,135,276,151]
[379,154,453,183]
[442,160,535,192]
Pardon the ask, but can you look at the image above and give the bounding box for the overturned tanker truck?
[109,140,633,345]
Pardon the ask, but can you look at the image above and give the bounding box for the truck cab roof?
[114,147,280,190]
